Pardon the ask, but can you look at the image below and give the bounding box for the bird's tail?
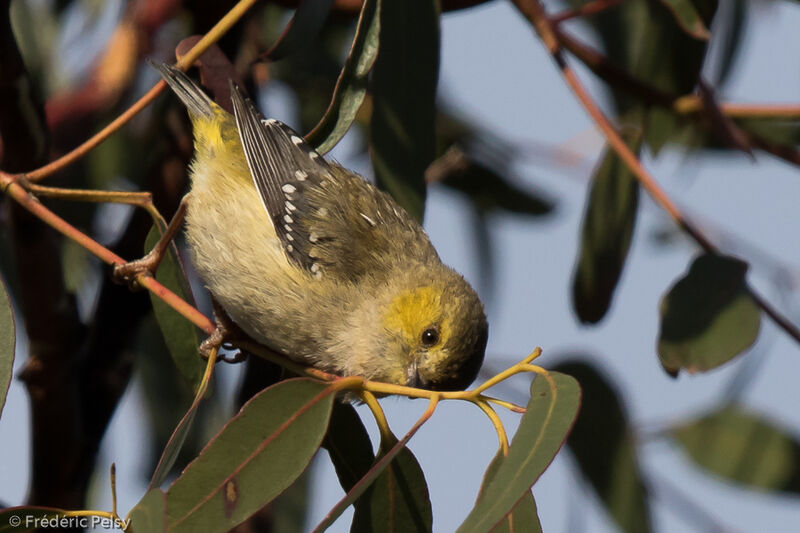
[149,60,216,120]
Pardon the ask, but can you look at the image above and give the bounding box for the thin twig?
[21,0,260,183]
[511,0,800,346]
[550,0,623,24]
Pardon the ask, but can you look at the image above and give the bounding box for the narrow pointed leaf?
[554,361,651,533]
[145,225,204,388]
[149,354,215,489]
[262,0,336,61]
[658,253,761,375]
[659,0,711,39]
[572,127,642,324]
[476,452,542,533]
[369,0,439,221]
[165,379,336,533]
[457,372,581,533]
[306,0,380,154]
[323,403,375,492]
[0,507,64,532]
[0,274,14,417]
[129,489,167,533]
[672,406,800,494]
[351,443,432,533]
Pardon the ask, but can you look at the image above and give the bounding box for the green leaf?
[369,0,439,221]
[323,403,376,492]
[306,0,380,154]
[0,507,64,532]
[672,406,800,494]
[129,489,167,533]
[145,225,205,388]
[658,253,761,375]
[0,274,14,418]
[569,0,718,152]
[351,442,433,533]
[149,353,213,489]
[434,152,554,216]
[323,403,433,533]
[165,379,336,533]
[262,0,335,61]
[457,372,581,533]
[572,125,642,324]
[476,452,541,533]
[553,361,651,533]
[658,0,711,39]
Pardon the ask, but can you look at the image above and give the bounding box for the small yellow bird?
[154,63,487,390]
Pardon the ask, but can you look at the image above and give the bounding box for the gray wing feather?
[229,82,332,270]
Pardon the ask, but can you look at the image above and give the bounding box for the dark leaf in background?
[658,0,712,39]
[0,507,65,533]
[0,274,14,417]
[430,148,554,216]
[369,0,439,221]
[351,443,433,533]
[129,489,167,533]
[324,403,433,533]
[658,253,761,375]
[306,0,380,154]
[572,124,643,324]
[324,403,375,492]
[710,0,748,86]
[671,406,800,494]
[144,225,205,388]
[554,361,652,533]
[457,372,581,533]
[570,0,718,153]
[477,452,542,533]
[261,0,335,61]
[165,379,335,533]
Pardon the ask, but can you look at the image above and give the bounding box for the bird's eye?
[421,326,439,347]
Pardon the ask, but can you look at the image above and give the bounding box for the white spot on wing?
[284,214,293,224]
[284,224,292,232]
[295,170,308,181]
[264,118,279,125]
[309,232,318,243]
[360,213,377,227]
[282,184,296,194]
[286,201,297,211]
[291,135,303,146]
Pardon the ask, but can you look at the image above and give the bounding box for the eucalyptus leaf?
[477,452,542,533]
[0,507,64,532]
[145,225,204,388]
[0,274,14,418]
[262,0,336,61]
[351,441,433,533]
[457,372,581,533]
[306,0,380,154]
[658,253,761,375]
[165,379,335,533]
[572,126,642,324]
[369,0,439,221]
[129,489,167,533]
[554,361,651,533]
[658,0,711,39]
[672,406,800,494]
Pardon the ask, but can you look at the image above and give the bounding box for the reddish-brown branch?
[550,0,623,24]
[0,172,215,335]
[511,0,800,346]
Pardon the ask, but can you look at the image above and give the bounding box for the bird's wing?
[230,83,436,281]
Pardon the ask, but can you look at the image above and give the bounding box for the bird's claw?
[112,252,160,290]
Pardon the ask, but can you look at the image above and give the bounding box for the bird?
[151,62,487,391]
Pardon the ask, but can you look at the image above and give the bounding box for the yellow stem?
[473,400,509,455]
[360,390,394,444]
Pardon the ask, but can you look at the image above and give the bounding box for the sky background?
[2,0,800,532]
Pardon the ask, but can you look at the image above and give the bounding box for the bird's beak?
[407,361,421,388]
